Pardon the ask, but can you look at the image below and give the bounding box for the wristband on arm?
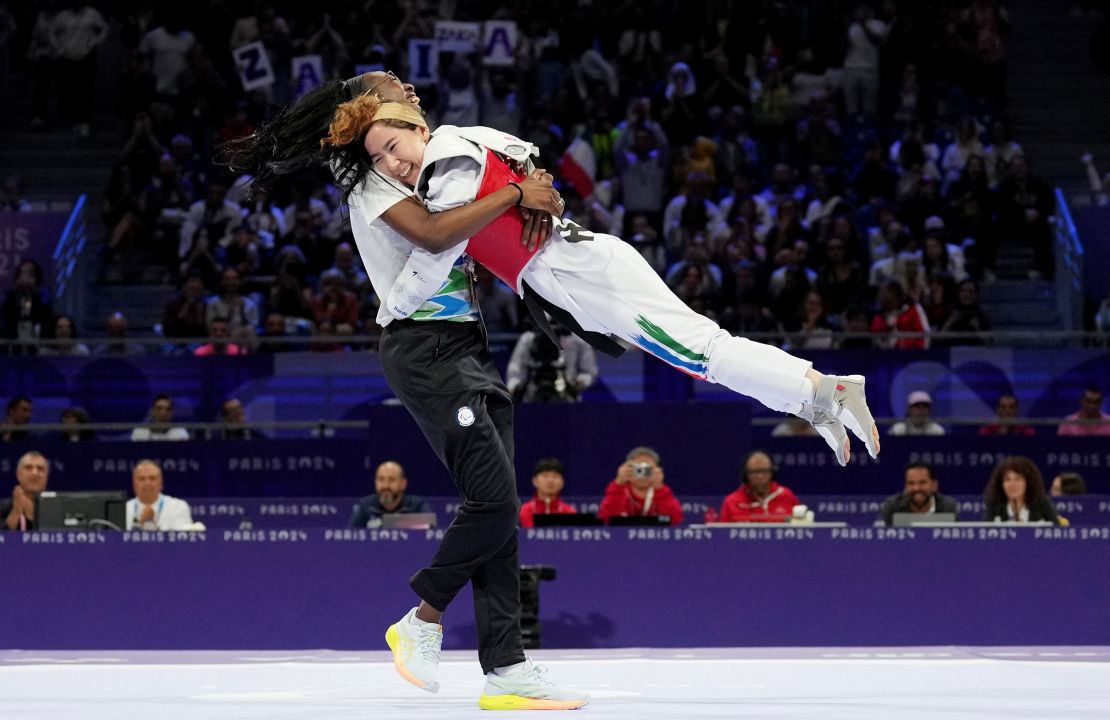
[508,182,524,207]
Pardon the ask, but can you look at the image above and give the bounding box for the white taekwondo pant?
[521,220,813,414]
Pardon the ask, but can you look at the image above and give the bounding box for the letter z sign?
[233,41,275,91]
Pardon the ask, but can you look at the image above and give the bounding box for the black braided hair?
[217,78,373,200]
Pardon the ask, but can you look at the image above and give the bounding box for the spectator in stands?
[878,462,959,526]
[268,251,315,321]
[519,457,578,528]
[257,312,300,353]
[842,3,890,116]
[921,217,968,282]
[51,1,108,136]
[1,259,54,352]
[216,397,259,439]
[348,460,432,529]
[985,120,1023,189]
[816,236,865,317]
[193,317,247,356]
[143,151,195,275]
[983,456,1061,525]
[995,154,1055,278]
[616,105,669,229]
[126,459,195,531]
[506,322,598,403]
[1058,387,1110,436]
[937,279,991,346]
[890,391,946,436]
[206,267,259,341]
[839,305,875,350]
[180,182,244,267]
[788,291,836,350]
[718,451,801,522]
[131,394,189,441]
[39,315,90,356]
[59,406,94,442]
[312,269,360,336]
[662,172,725,254]
[870,280,930,349]
[137,9,195,102]
[162,273,209,341]
[979,393,1035,436]
[2,450,49,530]
[922,274,956,329]
[940,117,986,189]
[95,311,145,356]
[946,155,995,277]
[330,242,370,297]
[221,224,267,281]
[1,396,32,442]
[598,446,683,525]
[1050,472,1087,497]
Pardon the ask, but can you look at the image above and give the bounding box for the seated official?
[1050,472,1087,497]
[519,457,578,528]
[2,451,50,531]
[349,460,432,528]
[982,456,1061,525]
[126,459,195,530]
[719,451,801,522]
[878,462,959,526]
[598,446,683,526]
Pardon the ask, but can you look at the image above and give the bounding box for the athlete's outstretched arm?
[381,170,560,253]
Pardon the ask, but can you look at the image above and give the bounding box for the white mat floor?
[3,647,1109,719]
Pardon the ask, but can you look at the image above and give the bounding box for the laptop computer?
[892,512,957,527]
[532,512,603,527]
[606,515,673,527]
[380,512,437,529]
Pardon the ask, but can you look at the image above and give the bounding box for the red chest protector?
[467,149,543,293]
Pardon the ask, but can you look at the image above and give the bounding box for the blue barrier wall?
[4,529,1108,650]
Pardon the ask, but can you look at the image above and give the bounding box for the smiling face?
[363,122,430,187]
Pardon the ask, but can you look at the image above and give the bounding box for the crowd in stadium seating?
[3,0,1077,356]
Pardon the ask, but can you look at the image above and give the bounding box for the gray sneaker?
[801,374,881,466]
[478,660,589,711]
[385,607,442,693]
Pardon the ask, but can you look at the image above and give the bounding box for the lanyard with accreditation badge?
[132,496,165,529]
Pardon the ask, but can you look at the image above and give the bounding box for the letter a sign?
[292,55,324,99]
[483,21,517,66]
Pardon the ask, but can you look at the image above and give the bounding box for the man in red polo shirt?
[519,458,578,528]
[719,450,801,522]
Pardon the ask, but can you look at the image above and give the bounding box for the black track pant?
[379,318,525,674]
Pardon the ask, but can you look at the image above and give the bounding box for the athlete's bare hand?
[516,170,564,216]
[518,209,551,252]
